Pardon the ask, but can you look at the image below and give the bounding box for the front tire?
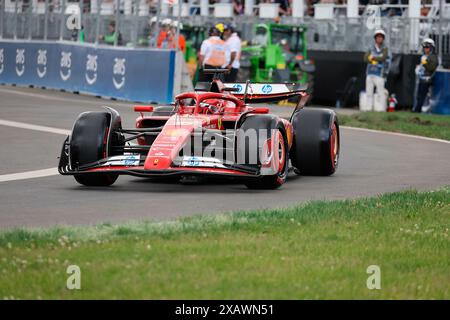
[244,127,289,189]
[70,110,123,186]
[236,115,289,189]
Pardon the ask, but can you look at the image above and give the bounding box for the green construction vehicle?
[239,23,315,91]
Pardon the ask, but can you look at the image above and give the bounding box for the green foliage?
[340,111,450,141]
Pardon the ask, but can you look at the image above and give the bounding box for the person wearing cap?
[363,29,391,111]
[198,26,230,82]
[413,38,438,113]
[157,18,172,49]
[223,24,241,82]
[158,21,187,52]
[215,23,225,36]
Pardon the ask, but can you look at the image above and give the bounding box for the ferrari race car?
[59,73,340,189]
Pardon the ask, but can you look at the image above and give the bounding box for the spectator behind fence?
[275,0,292,16]
[98,21,122,46]
[157,18,173,48]
[233,0,244,14]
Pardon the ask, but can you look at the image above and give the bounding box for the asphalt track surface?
[0,85,449,229]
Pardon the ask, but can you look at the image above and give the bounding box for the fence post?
[132,0,138,47]
[27,1,32,40]
[200,0,208,17]
[244,0,253,16]
[176,0,181,51]
[438,0,443,67]
[13,0,18,39]
[0,0,5,39]
[154,0,162,48]
[347,0,358,18]
[59,0,66,41]
[114,0,120,46]
[95,0,100,45]
[44,0,49,40]
[79,0,84,42]
[408,0,420,52]
[292,0,304,18]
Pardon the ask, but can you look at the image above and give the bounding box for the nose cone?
[144,126,192,171]
[144,155,172,170]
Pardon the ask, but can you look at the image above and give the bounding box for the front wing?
[58,137,260,180]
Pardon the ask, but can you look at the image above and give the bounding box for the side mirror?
[134,105,154,113]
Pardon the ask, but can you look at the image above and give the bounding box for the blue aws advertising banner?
[0,40,176,103]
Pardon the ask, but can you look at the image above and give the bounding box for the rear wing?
[223,82,309,103]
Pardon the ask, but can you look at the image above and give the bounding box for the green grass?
[339,111,450,141]
[0,188,449,299]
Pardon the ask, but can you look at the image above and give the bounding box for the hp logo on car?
[233,84,243,93]
[262,84,272,94]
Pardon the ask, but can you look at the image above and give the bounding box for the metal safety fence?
[0,1,449,55]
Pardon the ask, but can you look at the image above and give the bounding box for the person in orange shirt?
[198,26,230,82]
[157,18,172,49]
[170,21,186,54]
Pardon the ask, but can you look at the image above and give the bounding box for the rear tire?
[290,108,339,176]
[70,111,123,186]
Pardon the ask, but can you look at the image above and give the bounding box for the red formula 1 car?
[59,73,340,189]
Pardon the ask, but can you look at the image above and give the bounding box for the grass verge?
[339,111,450,141]
[0,188,449,299]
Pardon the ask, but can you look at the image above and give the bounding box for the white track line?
[0,87,70,102]
[0,87,132,107]
[0,119,69,183]
[341,126,450,144]
[0,119,71,135]
[0,168,59,183]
